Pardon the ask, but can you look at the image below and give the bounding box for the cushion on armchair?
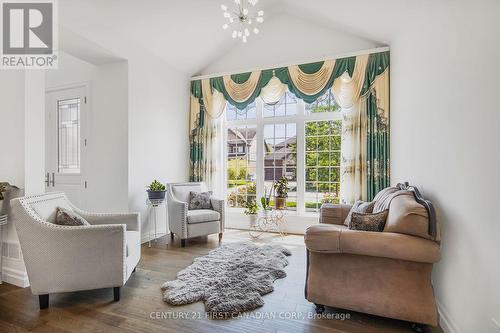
[187,209,220,224]
[54,207,90,226]
[188,191,213,210]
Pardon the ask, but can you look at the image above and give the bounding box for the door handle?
[45,173,50,187]
[51,173,55,187]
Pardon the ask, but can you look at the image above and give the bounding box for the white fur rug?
[161,242,291,316]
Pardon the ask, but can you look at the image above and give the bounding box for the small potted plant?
[273,176,288,210]
[244,200,259,225]
[260,186,272,216]
[147,180,166,201]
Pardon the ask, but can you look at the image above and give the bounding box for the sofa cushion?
[349,210,388,232]
[304,224,345,252]
[54,207,90,226]
[187,209,220,224]
[343,200,375,226]
[384,192,431,239]
[125,231,140,257]
[188,191,213,210]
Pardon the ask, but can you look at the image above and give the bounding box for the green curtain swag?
[190,53,379,110]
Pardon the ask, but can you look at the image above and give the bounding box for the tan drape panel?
[340,98,368,204]
[332,54,369,108]
[260,75,288,104]
[202,116,223,194]
[202,78,227,119]
[222,71,261,103]
[288,60,335,96]
[189,95,201,132]
[337,55,369,203]
[370,68,390,120]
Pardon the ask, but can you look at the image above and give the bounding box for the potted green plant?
[260,186,272,216]
[244,200,259,225]
[147,180,166,200]
[273,176,288,210]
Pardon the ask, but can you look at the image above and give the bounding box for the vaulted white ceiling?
[58,0,409,76]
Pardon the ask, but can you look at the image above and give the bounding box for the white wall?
[0,70,45,287]
[0,71,25,188]
[127,56,190,242]
[200,12,382,75]
[45,52,129,212]
[389,1,500,332]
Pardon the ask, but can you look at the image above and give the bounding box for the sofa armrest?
[320,203,352,225]
[305,224,441,264]
[73,209,140,231]
[340,229,441,263]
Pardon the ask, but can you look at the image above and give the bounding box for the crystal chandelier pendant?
[220,0,264,43]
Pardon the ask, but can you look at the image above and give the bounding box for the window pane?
[263,122,297,210]
[58,98,81,174]
[226,101,256,121]
[305,90,340,114]
[263,92,297,118]
[226,125,257,208]
[304,120,342,212]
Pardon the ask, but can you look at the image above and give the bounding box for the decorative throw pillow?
[348,210,389,232]
[54,207,90,226]
[343,200,375,226]
[188,191,213,210]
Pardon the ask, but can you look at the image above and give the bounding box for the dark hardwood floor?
[0,230,443,332]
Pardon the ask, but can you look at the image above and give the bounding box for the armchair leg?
[39,294,49,309]
[218,233,223,242]
[181,239,186,247]
[113,287,120,302]
[170,232,174,240]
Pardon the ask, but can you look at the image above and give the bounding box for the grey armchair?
[167,182,225,247]
[10,192,141,309]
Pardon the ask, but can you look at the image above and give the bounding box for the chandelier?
[220,0,264,43]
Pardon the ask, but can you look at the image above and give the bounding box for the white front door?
[45,86,88,207]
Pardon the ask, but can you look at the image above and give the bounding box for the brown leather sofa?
[304,183,441,327]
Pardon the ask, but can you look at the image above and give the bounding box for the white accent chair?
[167,182,225,247]
[10,192,141,309]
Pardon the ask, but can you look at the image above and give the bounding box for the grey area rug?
[161,242,292,316]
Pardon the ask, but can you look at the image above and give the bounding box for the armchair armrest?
[72,208,140,231]
[211,198,225,232]
[19,223,126,294]
[167,193,188,238]
[320,203,352,225]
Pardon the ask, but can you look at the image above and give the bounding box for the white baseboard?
[2,266,29,288]
[437,299,462,333]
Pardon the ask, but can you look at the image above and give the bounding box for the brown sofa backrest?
[384,192,432,240]
[375,184,440,242]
